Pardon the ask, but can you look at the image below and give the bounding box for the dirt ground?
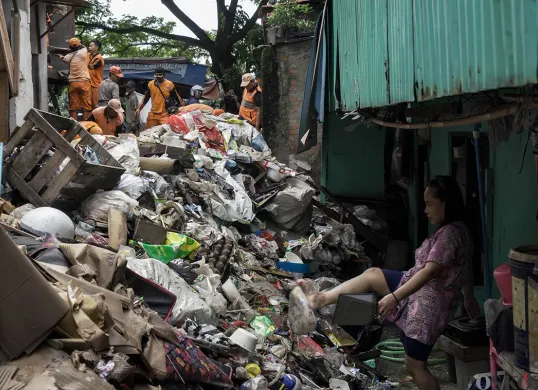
[375,327,458,390]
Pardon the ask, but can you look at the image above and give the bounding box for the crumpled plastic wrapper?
[288,287,317,335]
[105,134,140,175]
[142,171,175,200]
[10,203,36,220]
[127,257,217,326]
[210,160,255,223]
[81,190,138,222]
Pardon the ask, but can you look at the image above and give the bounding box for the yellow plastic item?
[245,363,261,378]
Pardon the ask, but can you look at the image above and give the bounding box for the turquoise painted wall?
[322,113,386,199]
[491,131,538,279]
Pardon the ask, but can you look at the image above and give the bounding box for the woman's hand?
[464,296,481,319]
[378,293,399,318]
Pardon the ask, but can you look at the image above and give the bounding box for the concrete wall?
[2,0,48,134]
[261,39,322,183]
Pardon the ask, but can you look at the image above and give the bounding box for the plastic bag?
[142,171,174,200]
[211,160,254,223]
[169,259,199,284]
[81,190,138,222]
[115,174,146,200]
[250,315,276,337]
[127,257,217,326]
[140,233,200,264]
[264,178,315,234]
[10,204,36,220]
[193,276,227,316]
[105,134,140,174]
[288,287,317,335]
[165,232,201,257]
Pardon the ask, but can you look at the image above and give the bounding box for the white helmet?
[191,85,203,99]
[21,207,75,239]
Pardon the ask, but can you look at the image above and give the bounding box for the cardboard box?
[0,227,69,360]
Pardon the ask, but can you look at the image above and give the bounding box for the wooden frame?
[3,109,125,211]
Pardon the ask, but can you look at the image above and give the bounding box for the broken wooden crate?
[2,109,125,211]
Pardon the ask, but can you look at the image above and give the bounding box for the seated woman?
[300,175,480,390]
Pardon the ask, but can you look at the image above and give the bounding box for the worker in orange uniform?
[58,38,92,120]
[239,73,262,130]
[87,99,125,136]
[135,66,184,129]
[87,40,104,108]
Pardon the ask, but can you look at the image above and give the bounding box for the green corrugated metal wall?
[330,0,538,111]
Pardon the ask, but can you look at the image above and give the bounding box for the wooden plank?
[27,150,67,193]
[11,12,20,97]
[0,72,8,142]
[3,119,34,155]
[0,1,15,94]
[38,110,75,132]
[108,208,127,251]
[27,110,84,166]
[41,162,78,204]
[11,131,54,179]
[4,167,47,207]
[498,352,538,390]
[437,335,489,363]
[71,163,124,188]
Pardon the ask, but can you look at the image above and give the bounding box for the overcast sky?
[109,0,258,37]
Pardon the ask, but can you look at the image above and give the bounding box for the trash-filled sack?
[264,177,315,234]
[81,190,138,222]
[127,257,217,326]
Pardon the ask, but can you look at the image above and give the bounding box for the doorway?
[450,133,490,287]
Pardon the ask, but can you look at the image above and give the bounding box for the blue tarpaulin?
[104,61,207,87]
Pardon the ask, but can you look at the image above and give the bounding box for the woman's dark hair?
[428,175,466,225]
[90,40,102,50]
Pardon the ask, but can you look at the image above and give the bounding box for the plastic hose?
[375,339,447,365]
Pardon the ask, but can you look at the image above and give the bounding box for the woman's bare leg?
[405,355,440,390]
[299,267,391,309]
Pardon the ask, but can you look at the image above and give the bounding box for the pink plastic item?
[494,263,512,305]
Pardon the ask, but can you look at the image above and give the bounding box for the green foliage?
[267,2,315,30]
[76,0,202,59]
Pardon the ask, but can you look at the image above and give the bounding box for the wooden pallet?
[3,109,125,211]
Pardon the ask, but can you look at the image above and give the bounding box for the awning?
[104,58,208,89]
[297,6,327,154]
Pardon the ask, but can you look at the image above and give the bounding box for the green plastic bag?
[140,233,200,264]
[250,315,276,337]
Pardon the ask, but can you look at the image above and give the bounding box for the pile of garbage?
[0,109,395,390]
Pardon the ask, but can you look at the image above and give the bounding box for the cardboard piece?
[0,198,16,214]
[108,208,128,250]
[0,227,69,360]
[58,243,118,288]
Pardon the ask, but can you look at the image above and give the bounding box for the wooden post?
[0,73,8,142]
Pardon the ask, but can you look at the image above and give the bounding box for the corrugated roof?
[331,0,538,111]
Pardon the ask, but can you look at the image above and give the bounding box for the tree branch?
[76,21,206,48]
[161,0,211,44]
[231,0,268,43]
